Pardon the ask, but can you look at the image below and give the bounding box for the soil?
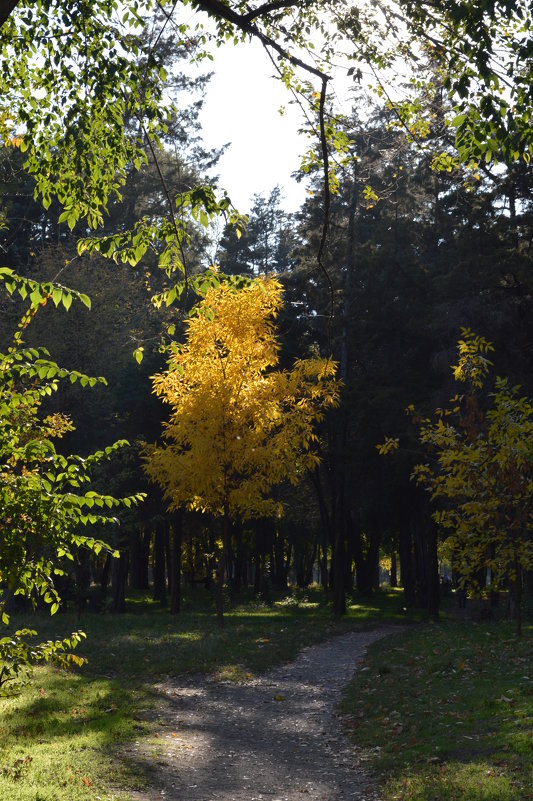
[120,626,402,801]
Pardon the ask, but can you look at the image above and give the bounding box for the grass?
[0,667,148,800]
[0,586,418,801]
[340,614,533,801]
[10,586,420,681]
[4,587,531,801]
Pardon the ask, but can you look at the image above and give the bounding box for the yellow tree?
[143,275,339,626]
[412,331,533,635]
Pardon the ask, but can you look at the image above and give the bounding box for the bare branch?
[192,0,329,82]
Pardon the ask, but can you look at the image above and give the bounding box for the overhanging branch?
[0,0,21,28]
[191,0,334,348]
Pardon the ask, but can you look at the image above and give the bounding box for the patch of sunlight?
[214,664,255,683]
[117,630,204,645]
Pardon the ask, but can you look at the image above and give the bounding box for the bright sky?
[198,37,316,214]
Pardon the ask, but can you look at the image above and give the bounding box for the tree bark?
[332,526,346,615]
[390,551,398,587]
[170,510,183,614]
[110,550,129,613]
[129,525,150,590]
[514,554,522,637]
[398,524,416,607]
[100,553,111,595]
[153,520,167,606]
[427,524,440,620]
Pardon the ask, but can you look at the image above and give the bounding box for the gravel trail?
[122,626,401,801]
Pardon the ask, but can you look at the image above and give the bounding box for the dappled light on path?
[122,628,401,801]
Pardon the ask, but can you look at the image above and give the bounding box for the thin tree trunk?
[215,509,229,629]
[153,520,167,606]
[514,554,522,637]
[398,524,416,606]
[170,510,183,614]
[390,551,397,587]
[110,550,129,613]
[100,553,112,595]
[427,524,440,620]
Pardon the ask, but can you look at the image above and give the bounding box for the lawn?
[1,588,531,801]
[0,586,418,801]
[340,615,533,801]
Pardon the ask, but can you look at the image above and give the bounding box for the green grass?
[10,586,421,681]
[0,586,418,801]
[340,617,533,801]
[0,670,148,800]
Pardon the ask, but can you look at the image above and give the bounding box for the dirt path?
[122,626,401,801]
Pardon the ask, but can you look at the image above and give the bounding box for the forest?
[1,0,532,657]
[0,0,532,765]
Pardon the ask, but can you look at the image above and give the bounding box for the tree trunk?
[110,550,129,613]
[260,551,272,606]
[100,553,112,596]
[232,521,244,595]
[352,528,380,598]
[129,525,150,590]
[398,524,416,607]
[254,536,261,595]
[153,520,167,606]
[214,509,230,629]
[75,549,91,619]
[215,560,225,629]
[390,551,397,587]
[332,526,346,615]
[309,470,331,597]
[413,523,428,608]
[272,528,288,590]
[427,524,440,620]
[170,511,183,614]
[514,554,522,637]
[165,521,172,597]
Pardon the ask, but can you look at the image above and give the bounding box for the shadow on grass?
[0,669,141,746]
[9,587,421,681]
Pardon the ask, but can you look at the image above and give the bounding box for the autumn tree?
[143,275,339,626]
[411,330,533,635]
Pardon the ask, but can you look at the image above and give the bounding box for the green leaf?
[450,113,467,128]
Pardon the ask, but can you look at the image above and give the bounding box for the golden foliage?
[143,277,339,520]
[412,331,533,593]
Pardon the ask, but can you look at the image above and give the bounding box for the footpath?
[122,627,401,801]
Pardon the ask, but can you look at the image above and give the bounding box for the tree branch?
[0,0,21,28]
[242,1,311,23]
[191,0,334,349]
[191,0,329,82]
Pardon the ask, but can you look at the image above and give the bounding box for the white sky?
[198,37,316,214]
